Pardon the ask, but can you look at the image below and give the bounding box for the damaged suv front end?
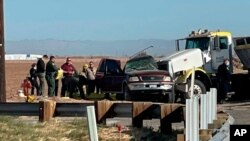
[123,55,174,102]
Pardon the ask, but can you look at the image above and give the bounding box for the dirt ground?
[5,57,128,101]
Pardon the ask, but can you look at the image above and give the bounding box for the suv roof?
[128,54,153,62]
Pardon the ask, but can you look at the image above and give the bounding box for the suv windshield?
[124,56,158,73]
[186,37,210,51]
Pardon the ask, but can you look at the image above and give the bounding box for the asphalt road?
[219,101,250,125]
[106,100,250,133]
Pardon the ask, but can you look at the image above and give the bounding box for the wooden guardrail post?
[132,102,153,128]
[160,104,184,134]
[39,100,56,122]
[95,100,115,124]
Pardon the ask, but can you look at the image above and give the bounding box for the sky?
[4,0,250,41]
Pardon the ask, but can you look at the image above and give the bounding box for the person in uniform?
[45,56,58,97]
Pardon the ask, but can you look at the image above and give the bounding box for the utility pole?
[0,0,6,102]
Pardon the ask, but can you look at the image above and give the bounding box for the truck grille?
[140,76,164,81]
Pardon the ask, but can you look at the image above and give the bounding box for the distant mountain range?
[5,39,176,57]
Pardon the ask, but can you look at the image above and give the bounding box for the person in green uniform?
[45,56,58,97]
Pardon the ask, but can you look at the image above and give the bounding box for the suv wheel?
[123,85,131,101]
[163,92,175,103]
[168,92,175,103]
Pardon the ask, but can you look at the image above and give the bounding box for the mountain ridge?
[5,39,176,57]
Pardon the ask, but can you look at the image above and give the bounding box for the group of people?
[28,55,96,99]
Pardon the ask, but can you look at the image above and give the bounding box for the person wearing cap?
[28,63,39,95]
[45,56,58,97]
[36,54,48,96]
[217,58,231,104]
[61,57,77,97]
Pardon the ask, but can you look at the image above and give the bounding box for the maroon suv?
[95,55,174,102]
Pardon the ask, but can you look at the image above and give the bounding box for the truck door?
[96,59,125,92]
[211,36,232,71]
[105,59,125,92]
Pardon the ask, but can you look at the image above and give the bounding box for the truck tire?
[186,79,206,99]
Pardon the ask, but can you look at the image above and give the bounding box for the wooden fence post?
[39,100,56,122]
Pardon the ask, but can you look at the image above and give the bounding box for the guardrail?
[0,100,184,134]
[185,88,219,141]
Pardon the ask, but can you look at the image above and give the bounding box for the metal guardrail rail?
[0,102,39,116]
[0,102,95,117]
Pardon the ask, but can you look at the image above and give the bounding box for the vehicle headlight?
[163,76,171,81]
[129,76,140,82]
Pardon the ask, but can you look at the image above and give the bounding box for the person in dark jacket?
[217,58,231,104]
[36,55,48,96]
[45,56,58,97]
[29,63,39,95]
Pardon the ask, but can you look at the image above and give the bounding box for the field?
[5,57,128,101]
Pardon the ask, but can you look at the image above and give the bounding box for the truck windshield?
[186,37,210,51]
[124,56,158,73]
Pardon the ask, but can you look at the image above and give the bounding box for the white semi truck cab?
[158,29,234,98]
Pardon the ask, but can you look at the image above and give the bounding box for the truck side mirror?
[214,36,220,50]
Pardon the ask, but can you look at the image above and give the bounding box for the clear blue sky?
[4,0,250,40]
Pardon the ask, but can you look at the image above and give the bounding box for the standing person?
[217,58,231,104]
[88,61,96,94]
[36,55,48,96]
[61,57,77,98]
[28,63,39,95]
[78,64,89,99]
[55,79,59,97]
[45,56,58,97]
[88,61,96,75]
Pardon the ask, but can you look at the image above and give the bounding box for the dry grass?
[0,116,89,141]
[0,116,177,141]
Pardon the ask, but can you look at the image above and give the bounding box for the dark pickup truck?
[95,55,174,102]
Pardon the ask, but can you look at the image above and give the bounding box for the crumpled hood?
[126,70,169,76]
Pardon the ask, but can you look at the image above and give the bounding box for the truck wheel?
[186,79,206,98]
[123,85,131,101]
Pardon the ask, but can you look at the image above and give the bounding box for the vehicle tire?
[186,79,206,99]
[115,93,124,100]
[162,91,175,103]
[168,92,175,103]
[123,85,131,101]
